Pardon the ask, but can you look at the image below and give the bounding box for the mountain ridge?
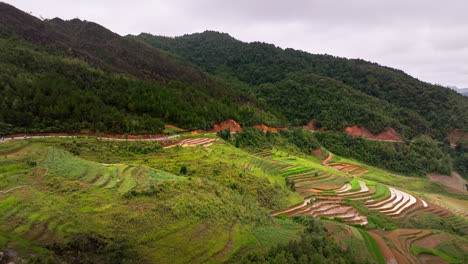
[134,31,468,139]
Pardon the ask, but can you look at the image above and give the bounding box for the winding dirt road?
[1,134,180,142]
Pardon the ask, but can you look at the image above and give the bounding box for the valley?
[0,2,467,263]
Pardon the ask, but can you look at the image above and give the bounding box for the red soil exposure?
[413,235,443,248]
[311,183,342,190]
[213,119,242,133]
[302,119,319,131]
[253,124,282,132]
[185,119,243,134]
[418,254,449,264]
[447,129,468,147]
[345,126,403,141]
[321,153,333,166]
[311,149,323,157]
[377,229,429,264]
[428,172,467,192]
[368,231,398,264]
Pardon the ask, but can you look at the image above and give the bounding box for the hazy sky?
[6,0,468,88]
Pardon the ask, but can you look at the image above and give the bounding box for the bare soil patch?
[345,125,403,141]
[417,254,449,264]
[253,124,285,132]
[428,172,467,192]
[413,235,443,248]
[368,231,397,264]
[302,119,319,131]
[447,129,468,147]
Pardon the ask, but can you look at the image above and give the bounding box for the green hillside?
[135,31,468,139]
[0,2,467,264]
[0,3,284,134]
[0,131,466,263]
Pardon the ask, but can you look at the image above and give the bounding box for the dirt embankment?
[189,119,243,134]
[4,132,169,140]
[345,126,403,141]
[311,149,323,157]
[213,119,242,132]
[253,124,287,132]
[428,171,467,192]
[165,124,184,131]
[447,129,468,147]
[303,119,319,131]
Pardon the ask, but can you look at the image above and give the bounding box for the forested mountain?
[1,3,468,264]
[0,3,283,134]
[0,2,467,140]
[449,86,468,96]
[135,31,468,139]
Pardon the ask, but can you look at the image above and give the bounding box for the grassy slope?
[1,138,467,263]
[0,138,304,263]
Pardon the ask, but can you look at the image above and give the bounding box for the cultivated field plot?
[258,154,456,226]
[38,148,182,193]
[423,193,468,218]
[164,137,218,148]
[244,154,368,225]
[322,153,369,177]
[370,229,468,264]
[365,187,452,219]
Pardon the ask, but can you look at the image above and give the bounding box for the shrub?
[179,165,188,175]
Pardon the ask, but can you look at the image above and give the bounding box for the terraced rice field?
[247,159,369,225]
[423,193,468,218]
[164,137,218,149]
[322,153,369,177]
[267,156,453,226]
[39,148,181,193]
[243,158,290,176]
[365,188,451,219]
[252,150,273,158]
[369,229,468,264]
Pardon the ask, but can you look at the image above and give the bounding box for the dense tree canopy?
[137,31,468,139]
[0,5,285,135]
[315,132,452,177]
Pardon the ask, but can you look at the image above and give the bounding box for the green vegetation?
[436,241,468,262]
[0,139,30,154]
[357,229,385,264]
[243,217,364,264]
[0,3,467,263]
[280,167,312,176]
[450,138,468,179]
[136,30,468,139]
[0,134,466,263]
[250,218,302,250]
[316,132,452,176]
[411,245,461,263]
[349,178,361,191]
[1,139,284,263]
[0,3,285,135]
[230,127,323,156]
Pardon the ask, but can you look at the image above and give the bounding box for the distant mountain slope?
[448,86,468,96]
[0,3,284,134]
[0,3,205,83]
[135,31,468,139]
